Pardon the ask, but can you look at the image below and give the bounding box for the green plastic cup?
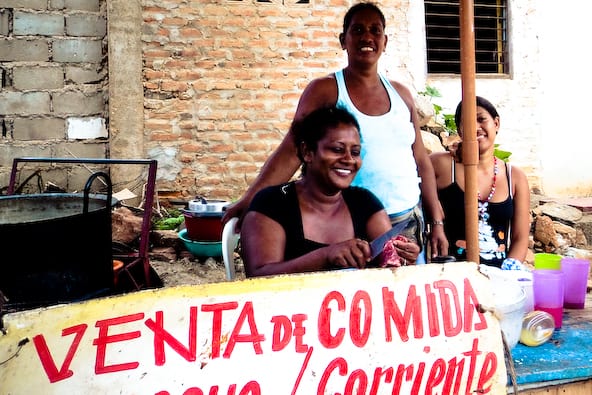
[534,253,562,270]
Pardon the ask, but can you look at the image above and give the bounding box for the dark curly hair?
[343,2,386,34]
[292,106,360,174]
[454,96,500,132]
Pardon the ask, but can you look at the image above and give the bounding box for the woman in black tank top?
[429,96,531,268]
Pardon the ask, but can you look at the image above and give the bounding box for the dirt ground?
[149,255,245,287]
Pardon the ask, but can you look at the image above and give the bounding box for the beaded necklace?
[477,157,499,223]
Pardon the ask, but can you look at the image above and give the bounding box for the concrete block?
[67,116,107,140]
[13,118,65,140]
[0,0,47,9]
[69,164,111,191]
[53,141,106,159]
[0,38,49,61]
[65,65,103,84]
[52,39,103,63]
[52,91,104,115]
[50,0,100,12]
[13,66,64,90]
[0,9,10,37]
[0,171,8,190]
[0,144,52,167]
[14,12,64,36]
[66,14,106,37]
[0,91,51,115]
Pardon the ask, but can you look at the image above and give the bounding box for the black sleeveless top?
[437,159,514,267]
[248,182,384,261]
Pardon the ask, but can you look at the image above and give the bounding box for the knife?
[369,217,412,260]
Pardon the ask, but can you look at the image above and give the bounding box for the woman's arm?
[393,81,448,257]
[507,165,531,262]
[241,211,373,277]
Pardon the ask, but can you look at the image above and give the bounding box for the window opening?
[425,0,508,74]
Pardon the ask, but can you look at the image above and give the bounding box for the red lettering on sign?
[33,323,87,383]
[368,366,394,394]
[464,338,497,394]
[271,315,292,352]
[291,314,308,353]
[476,348,497,394]
[145,306,197,366]
[434,279,463,336]
[345,368,368,393]
[317,357,347,394]
[271,314,309,353]
[316,337,497,394]
[157,381,262,395]
[201,301,239,358]
[223,302,265,358]
[382,279,489,343]
[93,312,144,374]
[350,291,372,348]
[425,284,441,337]
[382,285,423,342]
[424,357,446,394]
[463,278,488,332]
[318,291,346,349]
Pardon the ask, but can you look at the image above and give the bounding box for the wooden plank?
[518,378,592,394]
[509,293,592,391]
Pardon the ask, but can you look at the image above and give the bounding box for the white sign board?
[0,262,506,394]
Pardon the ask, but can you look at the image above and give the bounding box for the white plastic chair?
[221,217,240,280]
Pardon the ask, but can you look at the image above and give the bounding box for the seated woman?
[430,96,530,268]
[240,106,420,277]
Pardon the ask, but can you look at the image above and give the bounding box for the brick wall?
[141,0,413,201]
[0,0,108,192]
[3,0,550,203]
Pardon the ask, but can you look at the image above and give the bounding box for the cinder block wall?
[0,0,107,192]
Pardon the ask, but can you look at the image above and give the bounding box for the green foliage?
[494,144,512,162]
[153,208,185,230]
[443,113,457,134]
[418,86,457,135]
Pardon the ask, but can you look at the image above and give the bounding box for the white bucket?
[480,266,527,349]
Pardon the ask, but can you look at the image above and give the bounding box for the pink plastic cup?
[533,269,565,328]
[561,257,590,309]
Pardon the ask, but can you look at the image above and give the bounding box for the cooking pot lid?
[187,199,229,213]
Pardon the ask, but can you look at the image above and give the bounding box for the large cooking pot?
[0,172,118,312]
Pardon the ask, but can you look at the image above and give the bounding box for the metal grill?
[425,0,508,74]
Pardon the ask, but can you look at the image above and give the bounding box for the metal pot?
[0,172,117,312]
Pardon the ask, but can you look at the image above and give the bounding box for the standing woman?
[224,2,448,262]
[430,96,530,268]
[241,107,420,277]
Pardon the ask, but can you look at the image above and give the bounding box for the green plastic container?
[178,229,222,258]
[534,253,562,270]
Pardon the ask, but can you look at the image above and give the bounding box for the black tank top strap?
[507,162,513,198]
[451,156,456,183]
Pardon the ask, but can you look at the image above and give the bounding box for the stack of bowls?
[179,198,229,258]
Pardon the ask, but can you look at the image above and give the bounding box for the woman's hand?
[381,235,420,267]
[324,238,372,269]
[221,197,249,230]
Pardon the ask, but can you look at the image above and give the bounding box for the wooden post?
[460,0,479,263]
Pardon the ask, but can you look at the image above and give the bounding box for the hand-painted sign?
[0,262,506,394]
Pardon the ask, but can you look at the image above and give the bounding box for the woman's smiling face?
[341,8,387,65]
[458,105,500,153]
[303,123,362,193]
